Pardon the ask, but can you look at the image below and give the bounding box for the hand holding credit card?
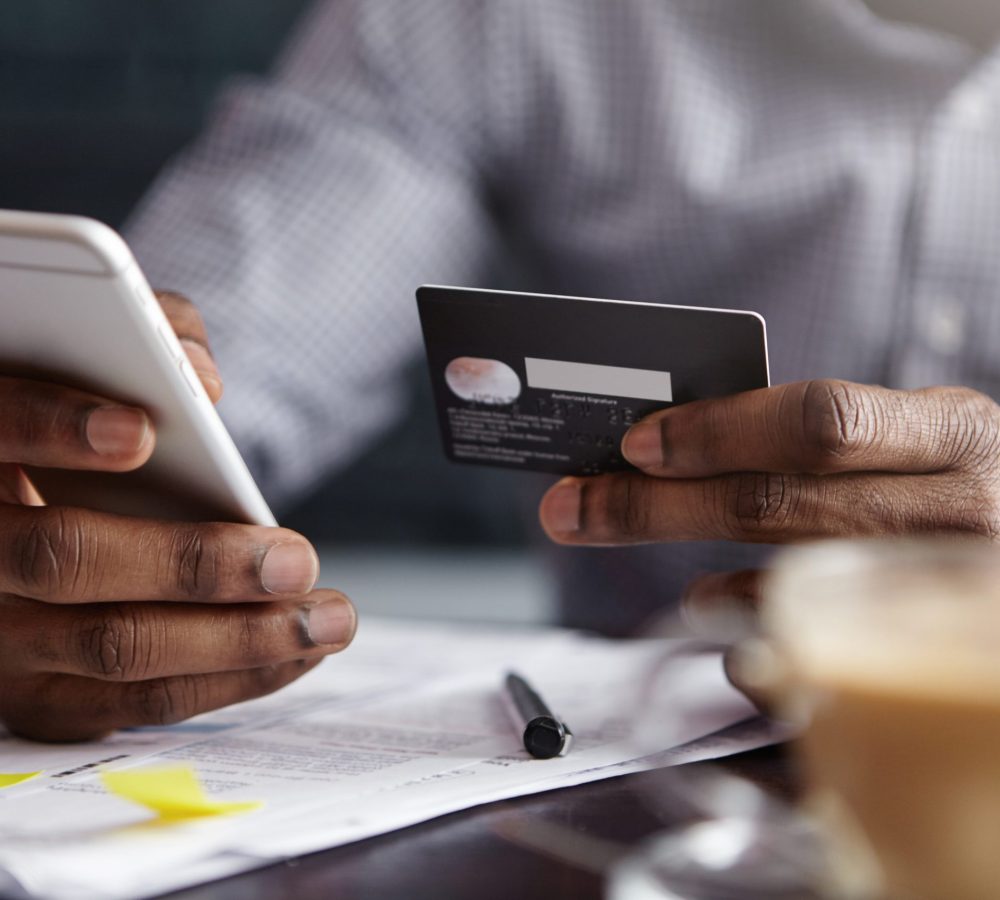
[416,286,769,476]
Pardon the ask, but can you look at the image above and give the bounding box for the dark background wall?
[0,0,530,548]
[0,1,312,228]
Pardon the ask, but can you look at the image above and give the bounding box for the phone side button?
[178,359,203,399]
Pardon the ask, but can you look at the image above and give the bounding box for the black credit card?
[416,286,770,476]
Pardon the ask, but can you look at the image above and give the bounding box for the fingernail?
[305,598,357,646]
[86,406,150,456]
[180,339,218,376]
[198,372,224,397]
[180,339,223,395]
[260,541,319,594]
[621,421,663,469]
[544,479,582,534]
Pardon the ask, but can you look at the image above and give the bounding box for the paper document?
[0,618,775,900]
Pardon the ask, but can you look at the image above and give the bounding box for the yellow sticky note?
[0,772,40,789]
[101,765,261,821]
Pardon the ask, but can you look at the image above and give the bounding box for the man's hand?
[0,292,356,742]
[539,379,1000,617]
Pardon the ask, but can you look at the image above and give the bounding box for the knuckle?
[6,381,45,447]
[231,607,275,667]
[73,607,157,681]
[946,388,1000,471]
[11,509,90,600]
[722,472,802,538]
[799,379,875,471]
[131,676,198,726]
[594,475,653,540]
[248,664,286,694]
[949,474,1000,539]
[2,379,66,448]
[169,526,223,599]
[961,509,1000,541]
[685,403,727,470]
[246,662,308,700]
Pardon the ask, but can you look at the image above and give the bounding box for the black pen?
[502,671,573,759]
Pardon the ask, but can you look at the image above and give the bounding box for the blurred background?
[0,0,555,625]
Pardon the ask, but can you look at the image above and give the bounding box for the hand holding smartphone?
[0,209,274,524]
[0,210,356,742]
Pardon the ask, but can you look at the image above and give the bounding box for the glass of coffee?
[764,538,1000,900]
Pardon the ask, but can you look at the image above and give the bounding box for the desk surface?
[166,746,795,900]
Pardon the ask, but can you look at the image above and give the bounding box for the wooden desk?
[168,746,794,900]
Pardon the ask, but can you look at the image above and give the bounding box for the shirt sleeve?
[125,0,499,509]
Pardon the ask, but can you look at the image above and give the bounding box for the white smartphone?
[0,209,276,525]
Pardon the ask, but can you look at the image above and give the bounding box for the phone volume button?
[178,359,202,398]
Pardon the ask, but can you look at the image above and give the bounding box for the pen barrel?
[505,673,548,720]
